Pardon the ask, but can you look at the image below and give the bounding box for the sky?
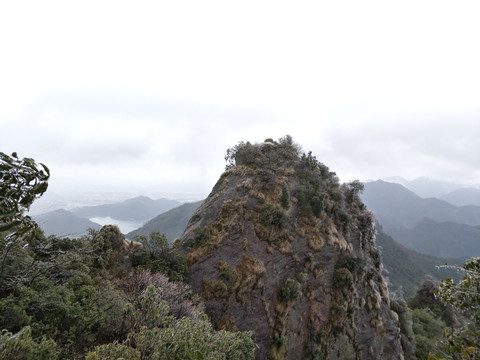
[1,1,480,207]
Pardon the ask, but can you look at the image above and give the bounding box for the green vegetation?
[280,184,290,209]
[224,136,301,171]
[278,278,302,302]
[193,226,213,247]
[0,153,255,359]
[0,152,49,234]
[375,227,462,298]
[133,232,187,281]
[127,201,203,243]
[389,266,480,360]
[87,285,254,360]
[219,268,237,285]
[430,258,480,359]
[258,203,286,229]
[0,326,58,360]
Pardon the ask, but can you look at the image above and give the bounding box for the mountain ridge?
[33,209,102,237]
[71,196,181,222]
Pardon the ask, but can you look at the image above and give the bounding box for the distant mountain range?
[71,196,181,221]
[375,226,463,297]
[384,176,461,198]
[440,187,480,207]
[127,200,203,242]
[33,196,182,238]
[33,209,102,237]
[362,180,480,230]
[388,218,480,258]
[362,180,480,258]
[30,180,476,298]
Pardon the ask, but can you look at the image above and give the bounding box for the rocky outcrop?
[182,138,405,359]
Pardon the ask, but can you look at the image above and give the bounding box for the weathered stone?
[182,140,405,359]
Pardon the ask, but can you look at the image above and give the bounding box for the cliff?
[181,138,405,359]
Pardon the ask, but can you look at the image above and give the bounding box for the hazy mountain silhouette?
[385,176,461,198]
[127,200,203,242]
[71,196,181,222]
[387,218,480,258]
[375,226,463,297]
[440,187,480,207]
[362,180,480,232]
[361,180,480,259]
[33,209,102,237]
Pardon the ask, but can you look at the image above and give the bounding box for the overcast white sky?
[1,1,480,204]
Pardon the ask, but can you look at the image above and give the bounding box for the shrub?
[219,268,237,285]
[278,278,302,302]
[193,226,213,247]
[85,342,140,360]
[333,268,353,291]
[336,255,364,275]
[0,326,58,360]
[259,204,286,229]
[280,184,290,209]
[133,232,187,281]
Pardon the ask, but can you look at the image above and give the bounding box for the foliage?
[224,136,300,171]
[0,229,131,357]
[85,342,141,360]
[224,141,255,169]
[190,226,213,248]
[258,203,286,229]
[343,179,365,204]
[0,152,49,234]
[411,308,445,359]
[336,255,364,275]
[278,278,302,303]
[295,151,337,218]
[430,258,480,359]
[133,232,187,281]
[280,184,290,209]
[219,268,237,285]
[0,326,58,360]
[332,268,353,293]
[87,285,255,360]
[405,276,458,359]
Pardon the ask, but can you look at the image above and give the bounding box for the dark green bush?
[280,184,290,209]
[133,232,187,281]
[219,268,237,285]
[0,326,58,360]
[336,255,364,275]
[278,278,302,302]
[192,226,213,247]
[259,204,286,229]
[333,268,353,291]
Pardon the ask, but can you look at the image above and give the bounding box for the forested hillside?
[127,200,203,242]
[0,152,254,359]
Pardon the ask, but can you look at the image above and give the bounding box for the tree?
[430,258,480,359]
[0,152,49,234]
[1,152,50,285]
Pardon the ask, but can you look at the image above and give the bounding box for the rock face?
[181,139,405,359]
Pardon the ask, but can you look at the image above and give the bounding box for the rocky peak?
[182,138,404,359]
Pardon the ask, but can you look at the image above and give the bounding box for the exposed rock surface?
[181,138,405,359]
